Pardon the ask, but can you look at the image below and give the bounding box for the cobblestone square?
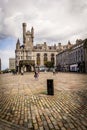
[0,72,87,130]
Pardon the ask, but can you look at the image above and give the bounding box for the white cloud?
[0,0,87,43]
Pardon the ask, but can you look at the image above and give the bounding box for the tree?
[45,61,54,71]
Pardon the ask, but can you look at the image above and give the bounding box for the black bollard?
[47,79,54,95]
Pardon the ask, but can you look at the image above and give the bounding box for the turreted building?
[15,23,70,73]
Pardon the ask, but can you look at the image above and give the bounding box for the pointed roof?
[31,26,34,30]
[68,40,71,45]
[17,38,20,44]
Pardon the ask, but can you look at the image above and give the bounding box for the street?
[0,72,87,130]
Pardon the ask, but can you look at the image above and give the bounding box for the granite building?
[9,58,15,70]
[15,23,66,73]
[56,41,72,71]
[56,39,87,73]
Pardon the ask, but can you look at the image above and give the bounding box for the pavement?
[0,72,87,130]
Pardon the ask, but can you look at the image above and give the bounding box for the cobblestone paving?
[0,72,87,130]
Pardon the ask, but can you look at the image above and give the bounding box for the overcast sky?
[0,0,87,70]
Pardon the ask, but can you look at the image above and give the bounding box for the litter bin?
[47,79,54,95]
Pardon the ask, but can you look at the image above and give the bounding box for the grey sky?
[0,0,87,44]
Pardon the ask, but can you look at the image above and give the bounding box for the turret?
[54,44,56,49]
[22,23,34,49]
[76,39,82,44]
[58,43,61,49]
[22,23,26,44]
[44,42,47,50]
[31,27,34,43]
[31,27,34,38]
[16,38,20,49]
[67,40,72,48]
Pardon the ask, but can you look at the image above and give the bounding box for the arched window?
[51,53,55,64]
[44,53,48,65]
[37,53,40,66]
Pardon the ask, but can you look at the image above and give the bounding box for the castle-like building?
[15,23,71,73]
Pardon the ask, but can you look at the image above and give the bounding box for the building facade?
[56,39,87,73]
[9,58,15,70]
[15,23,67,73]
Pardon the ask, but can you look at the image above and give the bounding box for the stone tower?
[22,23,34,50]
[23,23,26,44]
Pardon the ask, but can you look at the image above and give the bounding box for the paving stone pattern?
[0,72,87,130]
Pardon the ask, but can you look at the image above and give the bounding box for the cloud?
[0,0,87,44]
[68,0,87,14]
[0,0,87,69]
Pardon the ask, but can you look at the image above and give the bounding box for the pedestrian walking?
[34,71,39,79]
[21,69,24,75]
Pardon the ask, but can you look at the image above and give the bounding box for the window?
[44,53,48,65]
[40,47,42,49]
[37,53,40,66]
[51,54,55,64]
[27,56,31,60]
